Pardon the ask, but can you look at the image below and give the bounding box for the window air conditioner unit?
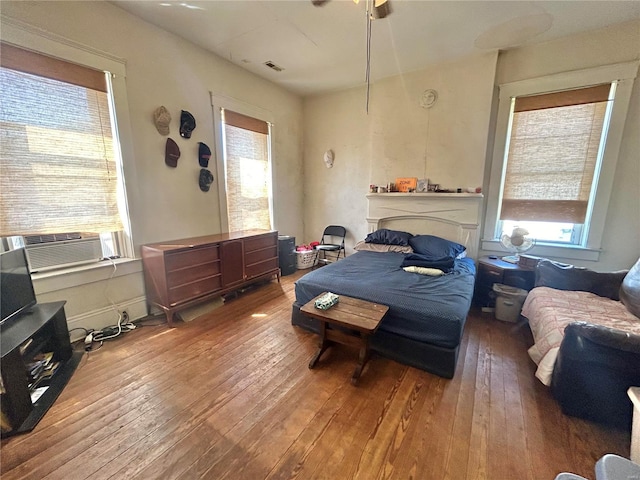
[21,234,103,272]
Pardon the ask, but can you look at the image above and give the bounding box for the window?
[498,83,612,245]
[220,108,273,232]
[483,62,638,261]
[0,42,129,270]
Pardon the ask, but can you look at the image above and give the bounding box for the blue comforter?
[295,251,476,349]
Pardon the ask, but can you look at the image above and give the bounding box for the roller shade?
[0,43,122,236]
[500,83,611,223]
[223,109,271,232]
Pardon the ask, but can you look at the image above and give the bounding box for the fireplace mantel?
[366,193,484,259]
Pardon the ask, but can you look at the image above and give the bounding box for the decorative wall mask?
[324,149,334,169]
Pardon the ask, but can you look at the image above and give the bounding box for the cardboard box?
[518,254,542,269]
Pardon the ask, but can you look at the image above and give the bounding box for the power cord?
[81,258,136,351]
[83,314,136,351]
[74,260,165,351]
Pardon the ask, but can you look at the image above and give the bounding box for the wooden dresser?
[141,230,279,326]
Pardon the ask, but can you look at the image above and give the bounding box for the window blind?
[223,109,271,232]
[500,83,611,223]
[0,43,122,236]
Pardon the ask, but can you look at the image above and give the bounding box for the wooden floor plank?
[442,314,478,480]
[0,271,631,480]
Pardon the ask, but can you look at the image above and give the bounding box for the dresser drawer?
[167,261,221,287]
[477,264,504,285]
[168,275,222,305]
[245,245,277,266]
[165,245,220,272]
[245,258,278,279]
[244,233,277,252]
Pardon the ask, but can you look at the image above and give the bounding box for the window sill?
[480,240,601,263]
[32,257,142,295]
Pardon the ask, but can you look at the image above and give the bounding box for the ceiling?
[111,1,640,96]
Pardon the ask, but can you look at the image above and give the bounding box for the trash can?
[492,283,528,323]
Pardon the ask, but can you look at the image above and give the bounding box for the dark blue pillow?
[365,228,413,246]
[400,254,455,272]
[408,235,466,259]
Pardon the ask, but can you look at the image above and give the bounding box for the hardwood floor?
[1,270,630,479]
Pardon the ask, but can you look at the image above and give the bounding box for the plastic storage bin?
[493,283,528,322]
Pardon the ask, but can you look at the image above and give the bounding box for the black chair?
[314,225,346,267]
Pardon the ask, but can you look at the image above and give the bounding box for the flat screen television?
[1,248,37,324]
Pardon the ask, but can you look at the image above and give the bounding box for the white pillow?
[403,266,445,276]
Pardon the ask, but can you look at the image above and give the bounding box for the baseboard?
[66,296,148,342]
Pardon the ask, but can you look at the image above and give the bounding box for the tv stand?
[0,302,82,437]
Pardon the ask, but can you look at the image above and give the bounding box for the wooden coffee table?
[301,293,389,385]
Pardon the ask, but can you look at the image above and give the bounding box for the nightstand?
[473,256,536,307]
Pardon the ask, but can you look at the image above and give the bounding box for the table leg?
[351,334,371,385]
[165,309,175,328]
[309,321,329,369]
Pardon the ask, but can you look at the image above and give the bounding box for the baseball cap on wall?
[199,168,214,192]
[180,110,196,139]
[165,138,180,167]
[198,142,211,168]
[153,106,171,135]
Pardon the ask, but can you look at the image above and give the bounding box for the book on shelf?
[19,338,33,355]
[26,353,59,391]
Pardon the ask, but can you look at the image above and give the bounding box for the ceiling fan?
[312,0,393,112]
[311,0,393,19]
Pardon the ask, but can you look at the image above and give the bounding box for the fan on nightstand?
[500,227,535,264]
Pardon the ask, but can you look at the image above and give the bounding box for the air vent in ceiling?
[264,61,284,72]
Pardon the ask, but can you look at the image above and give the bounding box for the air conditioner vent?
[264,61,284,72]
[25,237,103,272]
[25,233,82,245]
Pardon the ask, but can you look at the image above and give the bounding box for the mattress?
[294,251,476,349]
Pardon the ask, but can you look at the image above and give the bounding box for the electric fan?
[500,227,535,264]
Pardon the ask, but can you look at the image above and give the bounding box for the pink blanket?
[521,287,640,385]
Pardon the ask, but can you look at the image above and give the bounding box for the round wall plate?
[420,89,438,109]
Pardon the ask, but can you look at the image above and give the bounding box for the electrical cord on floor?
[80,258,136,351]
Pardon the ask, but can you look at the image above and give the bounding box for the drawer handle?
[487,271,501,277]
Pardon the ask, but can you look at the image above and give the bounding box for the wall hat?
[165,138,180,167]
[153,106,171,135]
[180,110,196,138]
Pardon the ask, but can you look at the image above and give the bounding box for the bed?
[291,195,482,378]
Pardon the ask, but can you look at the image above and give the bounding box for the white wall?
[1,1,304,332]
[302,52,498,249]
